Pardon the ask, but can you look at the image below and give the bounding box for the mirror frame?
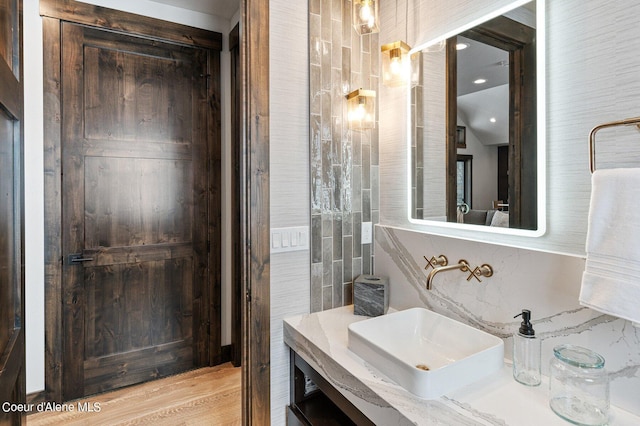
[406,0,546,238]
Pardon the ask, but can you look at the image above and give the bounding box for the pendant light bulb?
[389,48,403,75]
[353,0,379,35]
[360,2,372,21]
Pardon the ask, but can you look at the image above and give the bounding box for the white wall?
[269,1,310,424]
[23,0,238,394]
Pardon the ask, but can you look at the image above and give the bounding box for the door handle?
[67,253,94,264]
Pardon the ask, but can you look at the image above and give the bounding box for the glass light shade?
[352,0,379,35]
[381,41,413,87]
[346,89,376,129]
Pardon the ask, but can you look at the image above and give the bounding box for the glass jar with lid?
[549,344,609,426]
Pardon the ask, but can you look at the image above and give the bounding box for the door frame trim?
[241,0,271,423]
[41,0,222,401]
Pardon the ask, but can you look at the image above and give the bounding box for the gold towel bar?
[589,117,640,173]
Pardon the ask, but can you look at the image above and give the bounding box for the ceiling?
[149,0,239,20]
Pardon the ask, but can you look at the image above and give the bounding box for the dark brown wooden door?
[60,22,213,399]
[0,0,25,424]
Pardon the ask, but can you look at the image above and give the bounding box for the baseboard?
[221,344,232,364]
[26,390,46,405]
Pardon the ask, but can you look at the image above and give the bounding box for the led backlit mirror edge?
[405,0,546,238]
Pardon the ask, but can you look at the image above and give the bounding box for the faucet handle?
[424,254,448,271]
[467,264,494,282]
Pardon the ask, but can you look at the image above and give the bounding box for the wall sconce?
[381,41,416,87]
[352,0,379,35]
[346,89,376,129]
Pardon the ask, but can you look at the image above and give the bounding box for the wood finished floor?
[27,364,241,426]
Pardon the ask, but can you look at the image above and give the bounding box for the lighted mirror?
[408,0,545,237]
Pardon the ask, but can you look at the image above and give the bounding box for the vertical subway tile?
[361,51,371,83]
[322,237,333,285]
[371,166,379,210]
[362,244,371,274]
[415,85,424,127]
[352,132,361,165]
[331,20,342,68]
[311,263,323,313]
[331,0,342,20]
[362,144,371,189]
[331,115,343,164]
[342,47,351,93]
[321,0,332,40]
[322,186,332,213]
[352,165,362,212]
[370,131,379,166]
[351,31,361,74]
[342,212,353,236]
[310,66,322,115]
[341,157,352,214]
[370,33,379,76]
[371,213,378,256]
[321,92,332,138]
[351,71,362,91]
[362,189,371,222]
[415,129,423,167]
[310,0,379,312]
[343,235,353,283]
[343,282,353,306]
[321,42,332,91]
[352,257,362,280]
[333,261,343,307]
[332,213,343,260]
[416,167,423,210]
[331,71,343,127]
[353,212,362,257]
[310,14,321,63]
[310,115,322,213]
[311,214,322,263]
[342,1,352,48]
[332,165,342,211]
[322,213,333,237]
[310,0,320,15]
[322,138,332,183]
[362,34,370,53]
[322,285,333,311]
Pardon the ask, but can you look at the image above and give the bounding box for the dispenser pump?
[514,309,535,337]
[512,308,541,386]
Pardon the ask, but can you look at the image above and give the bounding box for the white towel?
[579,168,640,324]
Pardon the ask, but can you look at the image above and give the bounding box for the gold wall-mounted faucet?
[425,259,471,290]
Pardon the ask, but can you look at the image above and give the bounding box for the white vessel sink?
[348,307,504,399]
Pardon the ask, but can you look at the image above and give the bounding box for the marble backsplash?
[374,225,640,415]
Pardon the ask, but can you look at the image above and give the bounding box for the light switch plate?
[362,221,373,244]
[270,226,309,253]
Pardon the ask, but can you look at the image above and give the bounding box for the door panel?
[0,0,24,423]
[61,22,209,398]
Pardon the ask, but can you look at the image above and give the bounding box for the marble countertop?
[283,306,640,426]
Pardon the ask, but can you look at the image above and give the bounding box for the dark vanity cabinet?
[287,350,375,426]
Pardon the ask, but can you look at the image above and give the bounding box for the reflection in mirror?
[409,0,544,234]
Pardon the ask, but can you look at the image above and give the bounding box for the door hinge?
[246,290,251,303]
[202,320,211,335]
[200,73,211,89]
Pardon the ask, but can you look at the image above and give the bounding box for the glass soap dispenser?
[513,309,541,386]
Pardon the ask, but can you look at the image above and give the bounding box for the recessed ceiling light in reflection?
[473,78,487,84]
[456,42,469,50]
[490,117,497,123]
